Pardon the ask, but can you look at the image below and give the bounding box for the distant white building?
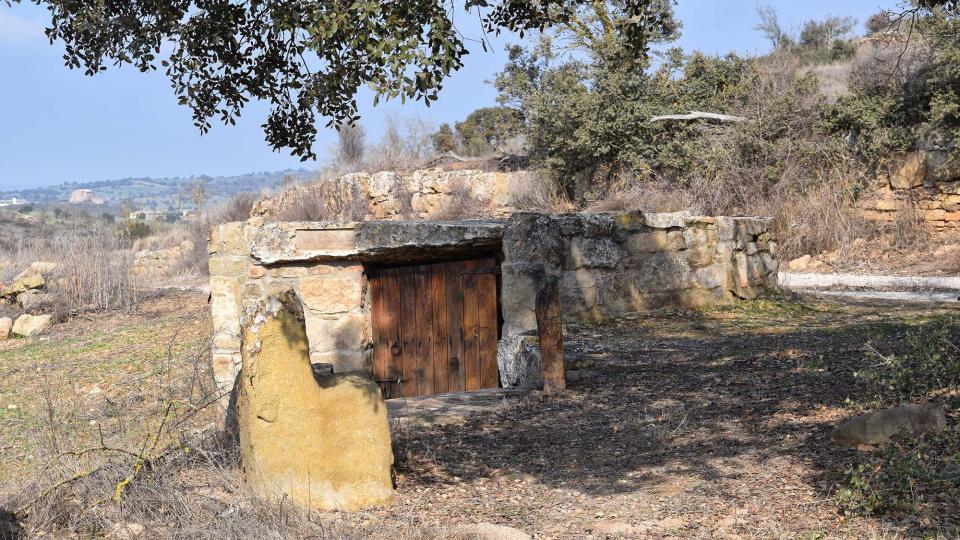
[0,197,25,207]
[68,189,105,205]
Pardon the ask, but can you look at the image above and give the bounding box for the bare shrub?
[274,179,370,222]
[336,123,366,166]
[47,227,147,319]
[431,180,490,220]
[508,171,573,213]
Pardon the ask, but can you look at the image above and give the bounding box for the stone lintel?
[249,220,505,265]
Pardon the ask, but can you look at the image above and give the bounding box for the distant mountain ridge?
[0,169,314,210]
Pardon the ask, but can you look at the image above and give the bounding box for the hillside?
[0,169,313,210]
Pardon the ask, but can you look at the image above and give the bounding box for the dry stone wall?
[858,150,960,230]
[131,240,195,276]
[557,212,777,321]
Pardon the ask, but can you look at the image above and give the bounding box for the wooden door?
[369,258,499,398]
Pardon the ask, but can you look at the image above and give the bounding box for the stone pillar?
[237,290,394,511]
[297,263,371,372]
[498,213,563,390]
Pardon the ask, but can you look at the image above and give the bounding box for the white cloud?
[0,9,45,44]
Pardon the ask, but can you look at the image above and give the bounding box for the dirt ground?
[1,291,957,538]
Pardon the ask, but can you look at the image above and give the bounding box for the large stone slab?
[237,290,394,511]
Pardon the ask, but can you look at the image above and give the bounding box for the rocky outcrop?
[859,150,960,230]
[237,290,394,511]
[12,314,52,337]
[830,403,948,447]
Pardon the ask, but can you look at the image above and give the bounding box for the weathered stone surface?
[497,334,542,390]
[624,230,685,253]
[579,212,617,237]
[888,151,927,189]
[303,311,369,372]
[208,258,249,277]
[298,264,364,315]
[565,236,622,269]
[502,213,562,268]
[12,314,52,337]
[644,211,691,229]
[622,252,693,292]
[237,291,394,511]
[14,261,58,281]
[501,262,546,336]
[0,317,11,340]
[1,273,44,297]
[831,404,947,447]
[251,220,504,264]
[16,289,51,310]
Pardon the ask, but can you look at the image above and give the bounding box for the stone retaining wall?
[858,150,960,230]
[252,168,538,221]
[208,211,777,420]
[557,212,777,320]
[131,240,194,276]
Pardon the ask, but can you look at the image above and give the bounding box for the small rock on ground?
[457,522,531,540]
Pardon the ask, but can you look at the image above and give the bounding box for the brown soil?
[2,293,957,538]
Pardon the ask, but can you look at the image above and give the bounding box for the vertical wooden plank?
[537,276,566,393]
[382,268,404,399]
[369,268,390,397]
[444,261,466,393]
[398,266,419,397]
[430,263,450,394]
[461,259,481,391]
[477,257,500,389]
[414,264,434,396]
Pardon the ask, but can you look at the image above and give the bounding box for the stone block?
[554,214,583,237]
[623,230,685,253]
[561,269,600,318]
[208,258,249,277]
[237,291,394,511]
[565,236,622,269]
[218,222,248,256]
[616,211,649,232]
[687,244,716,268]
[887,151,926,189]
[503,213,562,268]
[622,252,693,292]
[580,212,617,237]
[12,314,52,337]
[0,317,11,340]
[497,334,542,390]
[693,264,726,290]
[210,276,243,338]
[298,265,365,315]
[501,262,545,336]
[683,225,718,247]
[304,311,369,371]
[926,150,958,184]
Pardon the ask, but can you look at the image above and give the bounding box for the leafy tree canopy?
[6,0,675,160]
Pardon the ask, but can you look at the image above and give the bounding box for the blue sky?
[0,0,898,188]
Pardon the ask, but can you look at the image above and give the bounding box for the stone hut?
[208,210,778,419]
